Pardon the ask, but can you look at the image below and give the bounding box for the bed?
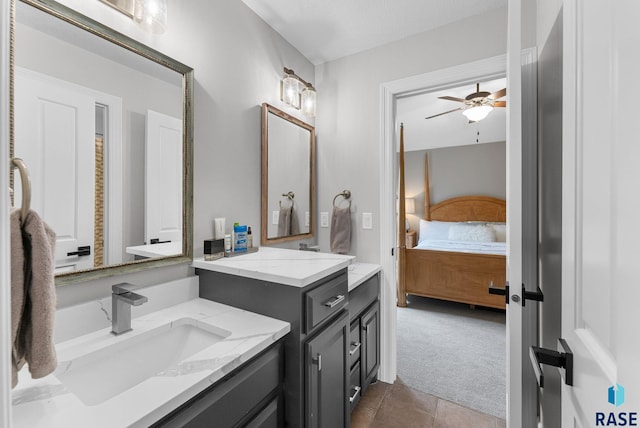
[397,129,506,310]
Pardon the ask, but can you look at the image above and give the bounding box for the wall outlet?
[272,210,279,225]
[305,211,310,227]
[320,212,329,228]
[362,212,373,229]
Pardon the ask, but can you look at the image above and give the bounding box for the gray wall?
[404,142,506,233]
[315,7,508,262]
[50,0,314,307]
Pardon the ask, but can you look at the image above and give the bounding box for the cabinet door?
[361,302,380,391]
[306,310,349,428]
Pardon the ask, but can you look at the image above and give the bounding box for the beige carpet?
[396,295,506,419]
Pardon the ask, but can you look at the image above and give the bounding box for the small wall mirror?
[11,0,193,285]
[261,103,315,244]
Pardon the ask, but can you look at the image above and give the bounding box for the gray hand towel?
[11,208,57,388]
[277,205,292,237]
[290,205,300,236]
[330,205,351,254]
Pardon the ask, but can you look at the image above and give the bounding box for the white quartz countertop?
[12,299,290,428]
[347,262,382,292]
[192,247,355,288]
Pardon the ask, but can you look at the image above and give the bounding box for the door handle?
[522,284,544,306]
[349,342,361,356]
[530,338,573,387]
[488,280,510,305]
[67,246,91,257]
[349,386,362,403]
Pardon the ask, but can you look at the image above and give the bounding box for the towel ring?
[282,191,295,200]
[11,158,31,225]
[332,190,351,207]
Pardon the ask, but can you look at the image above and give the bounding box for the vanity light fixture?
[281,68,316,117]
[99,0,167,34]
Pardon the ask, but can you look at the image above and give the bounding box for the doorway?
[377,50,539,426]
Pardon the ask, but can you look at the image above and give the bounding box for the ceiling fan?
[425,83,506,122]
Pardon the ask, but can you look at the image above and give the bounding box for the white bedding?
[414,239,507,256]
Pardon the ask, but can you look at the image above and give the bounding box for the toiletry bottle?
[224,234,231,253]
[247,227,253,248]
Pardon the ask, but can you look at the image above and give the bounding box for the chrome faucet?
[111,283,148,335]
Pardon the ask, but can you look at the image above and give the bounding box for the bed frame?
[397,132,506,309]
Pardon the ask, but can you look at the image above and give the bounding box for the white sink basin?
[54,317,230,406]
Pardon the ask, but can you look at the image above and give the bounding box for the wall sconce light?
[99,0,167,34]
[405,198,416,215]
[281,67,316,117]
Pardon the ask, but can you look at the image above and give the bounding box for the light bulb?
[134,0,167,34]
[282,74,300,108]
[301,85,316,117]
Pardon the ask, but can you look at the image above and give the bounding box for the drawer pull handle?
[323,294,345,308]
[349,342,361,356]
[349,386,362,403]
[312,354,322,372]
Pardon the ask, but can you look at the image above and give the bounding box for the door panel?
[14,70,95,272]
[562,0,640,423]
[145,109,182,245]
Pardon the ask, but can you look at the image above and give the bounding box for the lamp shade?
[462,105,493,122]
[405,198,416,214]
[301,85,316,117]
[282,74,300,108]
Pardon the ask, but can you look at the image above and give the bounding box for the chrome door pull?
[312,354,322,372]
[349,342,361,356]
[323,294,345,308]
[349,386,362,403]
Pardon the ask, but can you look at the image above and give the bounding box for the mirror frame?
[261,103,315,245]
[10,0,194,286]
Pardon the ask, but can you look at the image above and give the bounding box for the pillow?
[488,223,507,242]
[418,220,455,243]
[448,224,496,242]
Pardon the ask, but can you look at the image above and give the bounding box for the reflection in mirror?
[261,103,315,244]
[11,0,193,285]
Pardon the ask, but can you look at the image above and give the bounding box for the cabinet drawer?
[246,397,279,428]
[153,344,281,428]
[305,274,348,333]
[349,320,361,369]
[349,362,362,411]
[349,273,379,321]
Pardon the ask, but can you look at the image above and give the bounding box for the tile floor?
[351,378,506,428]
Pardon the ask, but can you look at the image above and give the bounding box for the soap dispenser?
[247,227,253,248]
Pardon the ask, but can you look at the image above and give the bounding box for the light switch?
[305,211,310,227]
[272,210,279,225]
[362,212,373,229]
[320,212,329,228]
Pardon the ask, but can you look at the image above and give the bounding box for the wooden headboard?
[424,154,506,222]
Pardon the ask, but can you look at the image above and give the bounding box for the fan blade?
[488,88,507,100]
[493,101,506,107]
[438,96,466,103]
[425,107,462,120]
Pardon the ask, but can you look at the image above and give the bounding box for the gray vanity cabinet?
[348,272,381,411]
[151,343,283,428]
[306,310,350,428]
[197,268,350,428]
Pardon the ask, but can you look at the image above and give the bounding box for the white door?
[561,0,640,425]
[14,70,95,272]
[145,110,182,245]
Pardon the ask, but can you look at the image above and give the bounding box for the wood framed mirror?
[261,103,315,245]
[10,0,193,285]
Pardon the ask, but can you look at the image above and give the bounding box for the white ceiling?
[397,77,507,152]
[240,0,507,151]
[240,0,507,65]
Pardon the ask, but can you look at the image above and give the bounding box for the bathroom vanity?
[11,279,290,428]
[194,247,381,428]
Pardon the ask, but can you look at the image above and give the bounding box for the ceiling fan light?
[462,105,493,122]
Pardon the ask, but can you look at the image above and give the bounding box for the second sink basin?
[55,317,230,406]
